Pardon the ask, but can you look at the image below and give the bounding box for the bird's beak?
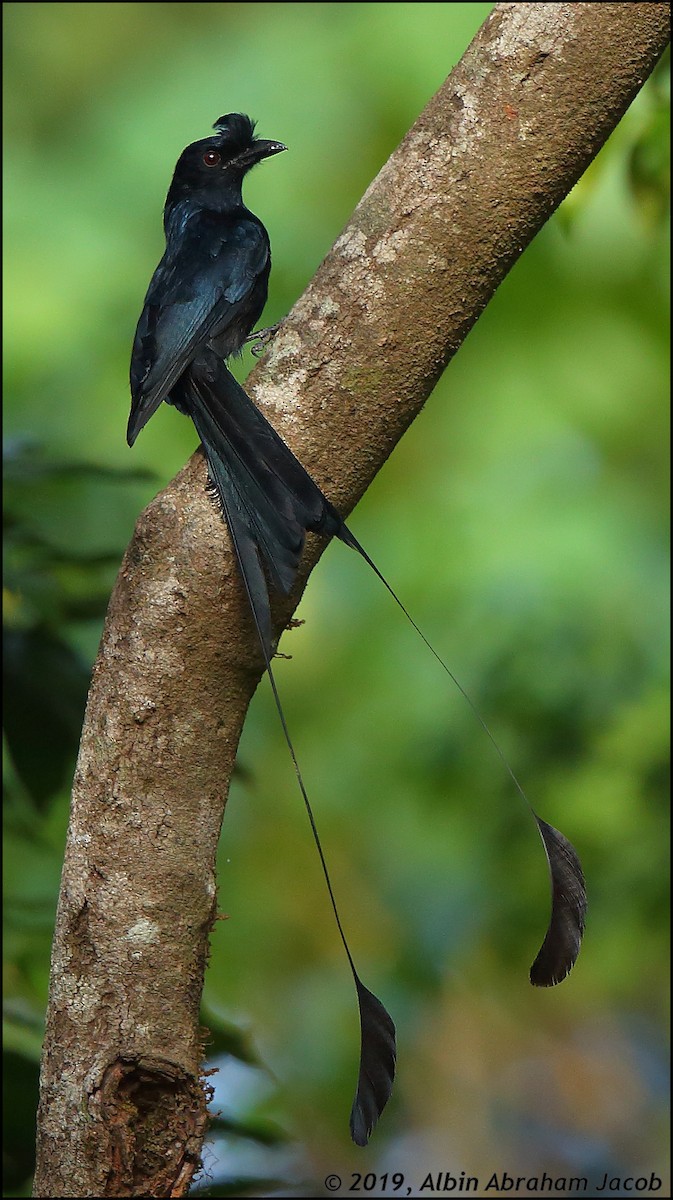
[249,139,287,164]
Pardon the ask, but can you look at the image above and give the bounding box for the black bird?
[129,114,586,1146]
[129,113,284,448]
[129,114,349,651]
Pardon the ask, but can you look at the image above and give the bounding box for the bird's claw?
[246,322,282,357]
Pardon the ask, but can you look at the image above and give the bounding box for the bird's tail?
[180,351,586,1137]
[179,351,349,647]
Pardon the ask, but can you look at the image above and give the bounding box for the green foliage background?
[3,4,670,1195]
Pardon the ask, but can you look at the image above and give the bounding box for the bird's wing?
[128,216,269,445]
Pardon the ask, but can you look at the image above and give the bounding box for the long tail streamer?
[342,528,588,987]
[187,354,586,1143]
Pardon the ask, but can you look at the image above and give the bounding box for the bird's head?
[166,113,286,207]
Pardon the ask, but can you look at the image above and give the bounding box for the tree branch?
[35,4,670,1195]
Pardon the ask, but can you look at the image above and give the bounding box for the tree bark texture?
[34,4,670,1196]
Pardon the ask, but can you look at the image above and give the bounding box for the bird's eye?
[203,150,221,167]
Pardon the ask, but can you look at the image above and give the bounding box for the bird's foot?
[245,321,282,357]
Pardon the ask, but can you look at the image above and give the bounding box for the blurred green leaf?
[2,1051,40,1196]
[207,1114,288,1149]
[201,1005,262,1067]
[3,629,89,805]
